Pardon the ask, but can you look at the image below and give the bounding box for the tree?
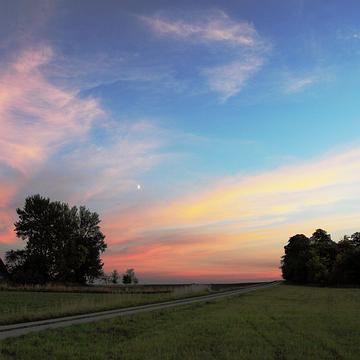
[69,206,107,283]
[306,249,329,284]
[332,233,360,284]
[281,234,310,283]
[333,236,357,284]
[122,268,138,284]
[350,232,360,247]
[281,229,360,285]
[0,257,9,280]
[100,273,110,285]
[6,195,107,284]
[310,229,332,244]
[110,270,120,284]
[308,229,337,284]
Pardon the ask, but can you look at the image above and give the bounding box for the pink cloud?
[0,46,107,246]
[0,46,103,176]
[0,46,173,251]
[98,145,360,281]
[142,10,259,47]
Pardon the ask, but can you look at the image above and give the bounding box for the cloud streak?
[142,10,260,46]
[283,68,333,94]
[203,58,264,101]
[0,45,172,248]
[0,45,106,243]
[285,75,317,93]
[0,46,103,176]
[100,145,360,280]
[142,10,269,100]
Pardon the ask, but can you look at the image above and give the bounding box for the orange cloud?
[2,48,360,282]
[100,146,360,281]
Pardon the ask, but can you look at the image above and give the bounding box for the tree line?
[281,229,360,285]
[105,269,138,285]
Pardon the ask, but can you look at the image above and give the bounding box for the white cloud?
[285,75,317,93]
[0,45,103,176]
[0,45,175,244]
[142,10,261,47]
[203,57,263,101]
[26,120,172,211]
[142,10,269,101]
[284,68,333,94]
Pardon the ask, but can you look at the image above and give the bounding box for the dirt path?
[0,281,280,340]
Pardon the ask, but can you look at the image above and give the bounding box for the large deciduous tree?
[6,195,107,284]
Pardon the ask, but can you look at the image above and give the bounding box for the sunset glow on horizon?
[1,1,360,283]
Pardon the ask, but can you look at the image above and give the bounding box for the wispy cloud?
[142,10,269,101]
[100,145,360,280]
[21,120,172,211]
[142,10,260,47]
[0,45,103,176]
[0,45,173,246]
[0,45,100,244]
[203,57,264,101]
[48,52,181,94]
[283,68,332,94]
[104,145,360,240]
[336,28,360,41]
[285,75,317,93]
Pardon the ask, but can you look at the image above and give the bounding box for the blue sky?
[40,0,360,167]
[1,0,360,282]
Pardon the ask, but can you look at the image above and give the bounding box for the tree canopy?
[110,270,120,284]
[122,268,138,284]
[281,229,360,285]
[6,194,107,284]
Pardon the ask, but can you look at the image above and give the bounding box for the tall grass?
[0,282,254,324]
[0,290,201,325]
[1,285,360,359]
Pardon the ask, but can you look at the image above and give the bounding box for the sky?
[1,0,360,283]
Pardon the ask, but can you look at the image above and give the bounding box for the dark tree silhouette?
[281,228,360,285]
[307,229,337,284]
[6,195,107,284]
[281,234,310,283]
[110,270,120,284]
[350,232,360,247]
[0,257,8,280]
[122,268,138,284]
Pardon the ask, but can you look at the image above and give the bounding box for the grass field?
[0,290,193,325]
[1,284,360,359]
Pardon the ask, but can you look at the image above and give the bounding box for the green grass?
[0,290,195,325]
[1,284,360,359]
